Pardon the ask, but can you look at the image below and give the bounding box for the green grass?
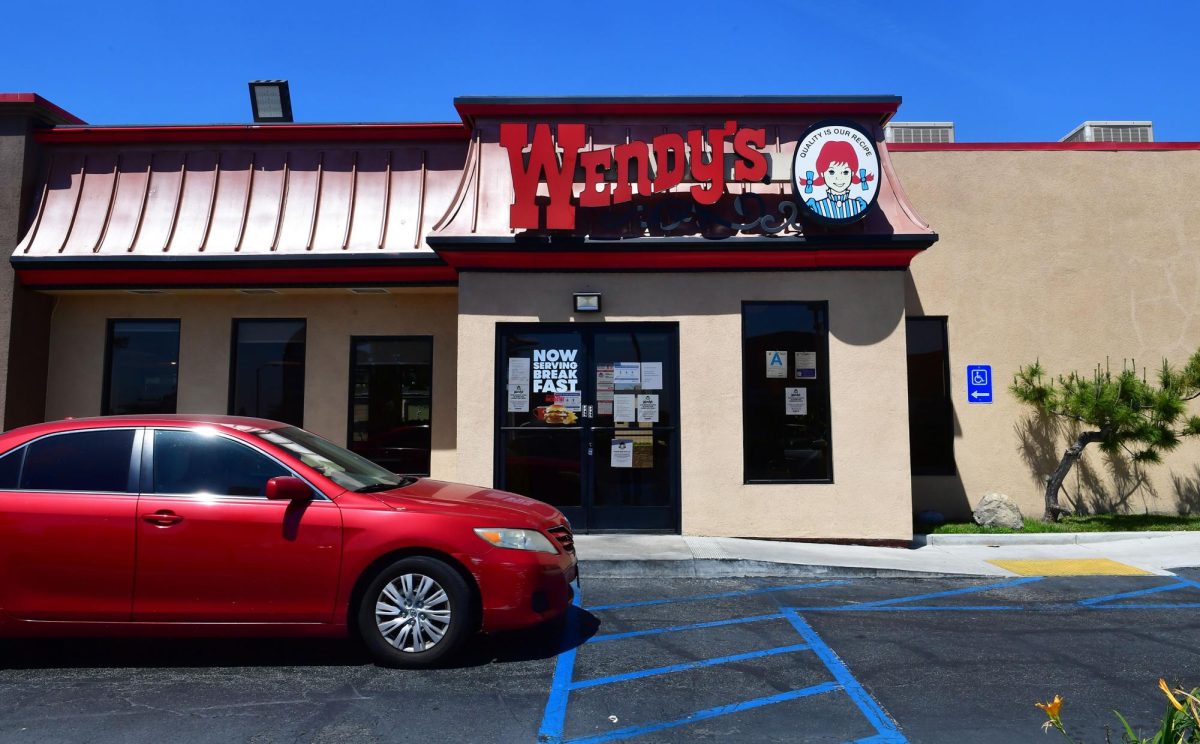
[920,514,1200,535]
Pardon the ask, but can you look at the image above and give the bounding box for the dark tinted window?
[230,319,306,426]
[906,318,956,475]
[349,337,433,475]
[153,429,289,497]
[0,448,24,489]
[20,430,136,492]
[103,320,180,415]
[742,302,833,482]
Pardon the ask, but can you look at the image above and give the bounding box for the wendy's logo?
[792,120,881,225]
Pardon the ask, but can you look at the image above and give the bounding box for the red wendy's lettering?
[499,121,768,230]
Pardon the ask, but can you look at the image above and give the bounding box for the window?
[230,319,306,426]
[103,320,180,415]
[19,429,136,493]
[906,318,955,475]
[0,448,24,489]
[742,302,833,483]
[152,429,289,497]
[348,337,433,475]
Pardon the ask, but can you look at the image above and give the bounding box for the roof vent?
[885,122,954,144]
[1060,121,1152,143]
[238,288,280,295]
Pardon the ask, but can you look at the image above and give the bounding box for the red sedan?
[0,415,577,667]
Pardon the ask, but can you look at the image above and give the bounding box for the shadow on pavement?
[0,607,601,670]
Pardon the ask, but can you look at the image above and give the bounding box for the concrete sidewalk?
[573,532,1200,578]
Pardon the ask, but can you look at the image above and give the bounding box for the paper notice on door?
[507,383,529,413]
[611,439,633,468]
[766,350,787,378]
[614,362,641,390]
[613,394,636,423]
[554,392,582,412]
[596,364,615,415]
[508,357,530,385]
[785,387,808,416]
[636,394,659,423]
[640,362,663,390]
[795,352,818,379]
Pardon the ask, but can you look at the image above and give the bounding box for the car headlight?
[473,528,558,554]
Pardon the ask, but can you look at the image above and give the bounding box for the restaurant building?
[1,92,1198,541]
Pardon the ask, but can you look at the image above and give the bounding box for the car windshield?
[251,426,411,492]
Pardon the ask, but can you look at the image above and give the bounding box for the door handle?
[142,510,184,526]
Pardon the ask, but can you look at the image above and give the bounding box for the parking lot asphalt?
[0,569,1197,743]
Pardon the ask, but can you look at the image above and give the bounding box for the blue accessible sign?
[967,364,993,404]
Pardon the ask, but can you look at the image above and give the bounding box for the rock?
[973,492,1024,530]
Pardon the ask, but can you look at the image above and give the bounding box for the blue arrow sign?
[967,364,993,404]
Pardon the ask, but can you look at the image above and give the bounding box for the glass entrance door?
[496,324,680,533]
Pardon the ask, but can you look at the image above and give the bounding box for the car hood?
[367,479,565,526]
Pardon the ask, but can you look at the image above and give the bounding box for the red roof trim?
[35,122,470,145]
[14,264,459,289]
[435,248,923,271]
[456,101,900,121]
[0,93,85,125]
[889,141,1200,152]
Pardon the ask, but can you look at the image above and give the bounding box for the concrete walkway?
[573,532,1200,578]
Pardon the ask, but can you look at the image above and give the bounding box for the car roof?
[2,414,288,440]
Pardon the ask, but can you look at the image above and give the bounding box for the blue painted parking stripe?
[564,682,842,744]
[1089,603,1200,609]
[782,609,907,743]
[1079,578,1200,606]
[584,580,850,611]
[833,577,1043,610]
[790,605,1016,613]
[586,612,785,643]
[569,643,811,691]
[538,581,584,744]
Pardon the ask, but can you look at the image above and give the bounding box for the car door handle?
[142,510,184,526]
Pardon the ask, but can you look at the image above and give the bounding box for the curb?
[577,558,1000,580]
[920,531,1193,547]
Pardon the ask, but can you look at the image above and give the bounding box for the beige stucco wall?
[457,271,913,540]
[43,289,460,481]
[893,149,1200,520]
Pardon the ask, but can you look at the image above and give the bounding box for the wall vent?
[238,288,280,295]
[349,288,390,294]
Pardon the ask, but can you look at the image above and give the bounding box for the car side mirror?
[266,476,313,501]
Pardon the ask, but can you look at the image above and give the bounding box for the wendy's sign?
[792,121,880,225]
[499,121,768,230]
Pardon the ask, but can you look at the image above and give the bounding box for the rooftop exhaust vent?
[1060,121,1152,143]
[885,122,954,144]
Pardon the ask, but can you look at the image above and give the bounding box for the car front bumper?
[475,546,577,633]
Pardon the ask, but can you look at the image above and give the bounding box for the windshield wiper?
[353,478,414,494]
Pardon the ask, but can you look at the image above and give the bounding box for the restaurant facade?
[1,93,1198,541]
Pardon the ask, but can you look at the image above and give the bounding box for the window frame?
[101,318,182,416]
[741,301,835,485]
[0,427,143,495]
[228,318,308,426]
[905,315,957,477]
[141,426,328,501]
[345,335,435,477]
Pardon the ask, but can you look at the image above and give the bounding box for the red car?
[0,415,577,667]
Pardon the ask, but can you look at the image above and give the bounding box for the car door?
[133,427,342,623]
[0,427,140,621]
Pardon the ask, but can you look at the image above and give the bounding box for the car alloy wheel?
[357,555,475,667]
[375,573,452,653]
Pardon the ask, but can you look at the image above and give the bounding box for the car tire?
[357,556,476,668]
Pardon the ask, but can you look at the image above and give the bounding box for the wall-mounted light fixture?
[574,292,602,313]
[248,80,293,123]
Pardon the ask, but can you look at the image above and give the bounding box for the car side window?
[20,429,136,493]
[0,447,24,489]
[152,429,289,497]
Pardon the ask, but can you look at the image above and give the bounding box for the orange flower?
[1159,679,1185,712]
[1036,695,1064,719]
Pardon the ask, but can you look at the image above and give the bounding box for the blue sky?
[5,0,1198,141]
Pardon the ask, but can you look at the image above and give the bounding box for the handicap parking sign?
[967,364,992,404]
